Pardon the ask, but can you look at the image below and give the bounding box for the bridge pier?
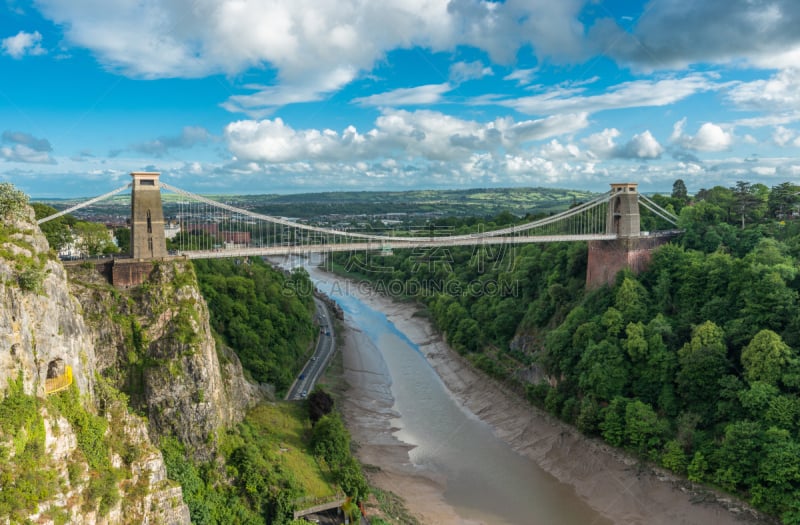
[586,236,669,289]
[586,183,669,289]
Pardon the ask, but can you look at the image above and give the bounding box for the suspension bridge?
[38,172,681,287]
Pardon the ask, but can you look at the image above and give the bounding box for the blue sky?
[2,0,800,198]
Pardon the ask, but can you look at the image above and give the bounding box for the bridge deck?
[182,234,621,259]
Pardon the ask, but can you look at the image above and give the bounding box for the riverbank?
[331,277,771,525]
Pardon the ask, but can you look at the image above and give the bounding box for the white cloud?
[620,131,664,159]
[504,68,537,86]
[582,128,662,159]
[539,139,580,160]
[449,61,492,84]
[352,83,451,107]
[1,130,54,163]
[772,126,796,147]
[734,112,800,129]
[497,74,718,116]
[583,128,620,158]
[36,0,453,86]
[33,0,590,109]
[728,68,800,112]
[1,145,55,164]
[670,118,733,152]
[221,67,357,117]
[1,30,46,59]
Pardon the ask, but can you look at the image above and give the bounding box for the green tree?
[767,182,800,219]
[754,429,800,517]
[310,414,350,468]
[624,399,664,456]
[713,420,764,491]
[687,451,708,482]
[676,321,730,421]
[661,439,688,474]
[671,179,688,202]
[741,330,796,386]
[32,202,75,252]
[600,397,628,447]
[614,277,649,323]
[338,456,369,501]
[114,227,131,254]
[73,221,119,255]
[732,180,764,229]
[578,340,629,401]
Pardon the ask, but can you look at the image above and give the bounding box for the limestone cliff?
[67,258,264,462]
[0,191,191,523]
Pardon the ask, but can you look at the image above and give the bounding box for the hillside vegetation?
[193,258,315,395]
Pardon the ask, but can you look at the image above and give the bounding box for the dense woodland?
[334,180,800,524]
[193,258,316,395]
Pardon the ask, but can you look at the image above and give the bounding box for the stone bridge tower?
[586,183,667,288]
[130,172,167,259]
[109,172,169,288]
[606,183,640,238]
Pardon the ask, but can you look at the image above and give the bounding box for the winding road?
[286,296,335,400]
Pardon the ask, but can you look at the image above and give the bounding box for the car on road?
[299,373,305,379]
[301,390,307,398]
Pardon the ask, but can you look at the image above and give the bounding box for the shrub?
[0,183,29,222]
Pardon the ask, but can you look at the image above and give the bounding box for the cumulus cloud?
[224,110,590,165]
[496,74,718,116]
[133,126,212,157]
[618,131,664,159]
[670,118,733,152]
[1,30,45,59]
[582,128,663,159]
[1,130,54,163]
[352,83,451,107]
[590,0,800,70]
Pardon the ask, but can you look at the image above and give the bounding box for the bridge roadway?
[182,233,620,259]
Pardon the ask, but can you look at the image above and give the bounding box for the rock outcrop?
[67,259,264,462]
[0,191,257,523]
[0,206,95,398]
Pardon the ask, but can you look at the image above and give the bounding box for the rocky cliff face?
[0,195,238,523]
[0,206,95,398]
[67,259,264,462]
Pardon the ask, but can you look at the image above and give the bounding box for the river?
[283,257,611,525]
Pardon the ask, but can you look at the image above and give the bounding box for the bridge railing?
[45,365,73,395]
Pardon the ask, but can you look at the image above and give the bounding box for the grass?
[240,402,340,501]
[367,487,421,525]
